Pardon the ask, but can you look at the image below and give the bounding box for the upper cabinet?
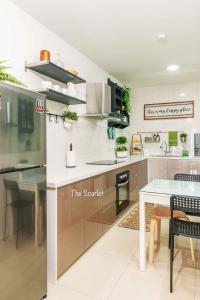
[107,78,130,129]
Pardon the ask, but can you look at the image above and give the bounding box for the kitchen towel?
[168,131,178,147]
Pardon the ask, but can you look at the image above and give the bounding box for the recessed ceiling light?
[157,33,167,42]
[167,64,180,72]
[179,93,186,97]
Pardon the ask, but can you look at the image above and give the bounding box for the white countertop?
[47,155,200,189]
[47,156,146,188]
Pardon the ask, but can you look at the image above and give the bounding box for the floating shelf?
[25,60,86,84]
[108,120,129,129]
[38,88,86,105]
[82,113,110,119]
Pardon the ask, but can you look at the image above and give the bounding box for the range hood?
[84,83,111,118]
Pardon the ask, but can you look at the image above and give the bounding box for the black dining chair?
[174,173,200,182]
[3,179,34,248]
[168,173,200,247]
[169,194,200,293]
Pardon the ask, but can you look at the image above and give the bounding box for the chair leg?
[168,219,171,249]
[155,218,161,245]
[149,219,156,264]
[170,234,174,293]
[189,238,195,263]
[3,204,8,241]
[16,207,21,249]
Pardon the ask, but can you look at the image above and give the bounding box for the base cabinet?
[57,170,117,277]
[148,158,200,182]
[57,183,85,276]
[129,160,148,202]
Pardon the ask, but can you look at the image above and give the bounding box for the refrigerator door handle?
[5,101,11,124]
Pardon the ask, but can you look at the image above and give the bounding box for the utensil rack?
[137,131,184,134]
[46,112,71,123]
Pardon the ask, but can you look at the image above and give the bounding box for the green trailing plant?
[0,60,25,86]
[116,136,128,152]
[62,110,79,121]
[123,85,131,113]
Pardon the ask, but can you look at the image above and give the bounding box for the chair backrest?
[170,195,200,216]
[3,179,20,198]
[174,173,200,182]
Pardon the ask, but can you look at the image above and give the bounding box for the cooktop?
[86,160,125,165]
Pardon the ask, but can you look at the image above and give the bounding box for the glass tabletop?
[141,179,200,198]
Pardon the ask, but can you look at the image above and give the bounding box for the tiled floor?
[47,208,200,300]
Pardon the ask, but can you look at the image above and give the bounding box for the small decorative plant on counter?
[123,85,131,113]
[0,60,25,86]
[180,132,187,143]
[116,136,128,158]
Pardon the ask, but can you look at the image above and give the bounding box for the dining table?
[139,179,200,271]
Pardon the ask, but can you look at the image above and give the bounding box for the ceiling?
[11,0,200,87]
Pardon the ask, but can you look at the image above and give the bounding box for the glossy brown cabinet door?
[129,160,148,202]
[94,171,116,233]
[57,183,85,277]
[82,178,103,249]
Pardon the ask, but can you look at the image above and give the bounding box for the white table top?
[141,179,200,198]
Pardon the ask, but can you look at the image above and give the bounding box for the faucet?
[160,141,169,155]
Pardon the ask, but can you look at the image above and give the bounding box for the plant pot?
[63,119,73,128]
[180,136,187,143]
[116,151,128,158]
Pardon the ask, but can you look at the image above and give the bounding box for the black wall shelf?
[107,78,130,129]
[25,60,86,84]
[38,88,86,105]
[108,120,129,129]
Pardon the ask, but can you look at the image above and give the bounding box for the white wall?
[129,81,200,156]
[0,0,123,166]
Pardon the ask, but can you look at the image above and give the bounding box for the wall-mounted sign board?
[144,101,194,120]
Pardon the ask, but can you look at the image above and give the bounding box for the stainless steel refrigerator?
[0,82,47,300]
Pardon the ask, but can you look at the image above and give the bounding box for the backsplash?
[128,81,200,157]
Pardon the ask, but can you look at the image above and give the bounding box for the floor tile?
[47,283,98,300]
[89,225,138,260]
[58,251,129,300]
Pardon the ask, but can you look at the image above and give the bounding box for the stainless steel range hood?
[84,83,111,118]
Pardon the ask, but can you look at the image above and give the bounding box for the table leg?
[139,194,146,271]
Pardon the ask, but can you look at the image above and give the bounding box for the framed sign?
[144,101,194,120]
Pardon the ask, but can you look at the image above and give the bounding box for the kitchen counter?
[47,155,200,188]
[47,156,145,188]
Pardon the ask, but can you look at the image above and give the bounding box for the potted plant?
[62,109,79,128]
[123,86,131,113]
[62,110,79,122]
[0,60,25,86]
[116,136,128,158]
[180,133,187,143]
